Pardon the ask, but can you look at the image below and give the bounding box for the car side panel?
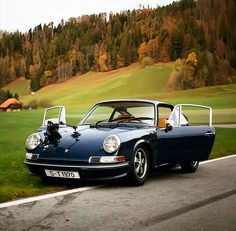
[156,126,215,164]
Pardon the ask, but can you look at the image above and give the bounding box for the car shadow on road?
[98,164,185,188]
[39,164,187,189]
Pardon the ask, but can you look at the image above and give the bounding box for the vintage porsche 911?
[24,99,215,185]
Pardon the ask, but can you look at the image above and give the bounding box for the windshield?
[80,101,155,126]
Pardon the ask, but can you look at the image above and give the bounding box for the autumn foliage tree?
[138,42,147,62]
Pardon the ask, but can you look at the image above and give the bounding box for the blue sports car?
[24,99,215,185]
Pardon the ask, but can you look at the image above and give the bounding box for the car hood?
[35,125,152,162]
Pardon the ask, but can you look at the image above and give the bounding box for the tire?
[128,145,149,186]
[180,161,199,173]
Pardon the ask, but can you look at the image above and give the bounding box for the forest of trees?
[0,0,235,92]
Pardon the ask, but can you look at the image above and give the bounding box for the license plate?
[44,169,80,179]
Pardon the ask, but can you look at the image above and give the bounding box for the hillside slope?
[20,62,174,106]
[3,77,30,96]
[2,61,236,125]
[3,62,236,113]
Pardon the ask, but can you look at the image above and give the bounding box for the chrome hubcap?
[134,148,147,178]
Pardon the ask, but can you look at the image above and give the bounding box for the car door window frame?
[168,104,213,127]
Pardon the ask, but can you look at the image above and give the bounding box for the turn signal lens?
[100,156,125,163]
[26,152,39,160]
[89,155,125,163]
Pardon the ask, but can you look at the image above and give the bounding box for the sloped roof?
[0,98,22,109]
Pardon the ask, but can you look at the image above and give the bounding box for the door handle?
[205,131,214,136]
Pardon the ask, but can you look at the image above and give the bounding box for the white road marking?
[0,186,101,209]
[200,154,236,165]
[1,154,236,209]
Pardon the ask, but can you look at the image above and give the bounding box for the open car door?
[156,104,215,164]
[42,106,66,127]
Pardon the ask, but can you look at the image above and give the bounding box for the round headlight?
[103,135,120,153]
[26,133,41,150]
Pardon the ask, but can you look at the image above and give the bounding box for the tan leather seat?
[158,118,167,128]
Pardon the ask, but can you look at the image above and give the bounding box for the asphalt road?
[0,156,236,231]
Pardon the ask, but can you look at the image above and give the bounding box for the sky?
[0,0,174,33]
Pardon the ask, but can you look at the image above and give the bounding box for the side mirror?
[159,122,173,132]
[165,123,172,132]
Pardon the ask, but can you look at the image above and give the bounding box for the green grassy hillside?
[3,77,30,96]
[14,63,174,106]
[3,62,236,123]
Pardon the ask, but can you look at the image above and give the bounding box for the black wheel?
[128,145,149,186]
[180,161,199,173]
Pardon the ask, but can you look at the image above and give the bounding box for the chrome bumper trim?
[24,160,129,170]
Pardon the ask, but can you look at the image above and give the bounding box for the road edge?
[0,186,101,209]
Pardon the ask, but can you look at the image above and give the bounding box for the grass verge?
[210,128,236,158]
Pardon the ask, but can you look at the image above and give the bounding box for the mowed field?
[1,62,236,203]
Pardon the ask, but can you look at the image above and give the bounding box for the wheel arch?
[133,140,153,169]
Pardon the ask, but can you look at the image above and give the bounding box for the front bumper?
[24,160,130,180]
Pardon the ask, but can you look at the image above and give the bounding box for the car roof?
[96,99,172,107]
